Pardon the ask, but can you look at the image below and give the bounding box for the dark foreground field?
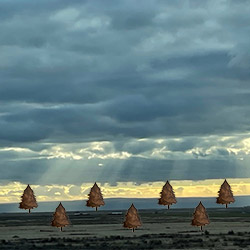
[1,207,250,249]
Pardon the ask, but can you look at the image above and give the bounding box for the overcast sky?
[1,0,250,201]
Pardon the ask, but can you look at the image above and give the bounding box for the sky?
[1,0,250,203]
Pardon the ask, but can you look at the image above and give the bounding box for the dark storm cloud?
[1,0,250,184]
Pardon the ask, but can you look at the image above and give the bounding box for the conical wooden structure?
[19,184,38,213]
[216,179,235,208]
[158,180,177,209]
[123,203,141,232]
[51,202,70,231]
[191,201,210,231]
[86,182,105,211]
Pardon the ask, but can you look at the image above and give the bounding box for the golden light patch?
[0,178,250,203]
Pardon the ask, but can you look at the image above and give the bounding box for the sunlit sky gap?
[1,178,250,203]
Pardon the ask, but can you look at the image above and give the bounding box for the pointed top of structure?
[221,179,231,188]
[128,203,138,212]
[197,201,205,208]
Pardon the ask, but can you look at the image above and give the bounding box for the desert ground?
[1,207,250,249]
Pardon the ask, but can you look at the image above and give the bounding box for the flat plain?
[1,207,250,249]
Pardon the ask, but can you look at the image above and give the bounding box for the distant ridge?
[1,196,250,213]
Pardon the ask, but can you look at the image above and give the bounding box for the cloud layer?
[1,0,250,189]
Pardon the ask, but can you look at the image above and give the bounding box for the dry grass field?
[1,207,250,249]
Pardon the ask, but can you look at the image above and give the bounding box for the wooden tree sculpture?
[51,202,70,231]
[19,184,38,213]
[191,201,210,231]
[158,180,177,209]
[216,179,235,208]
[123,203,142,232]
[86,182,105,211]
